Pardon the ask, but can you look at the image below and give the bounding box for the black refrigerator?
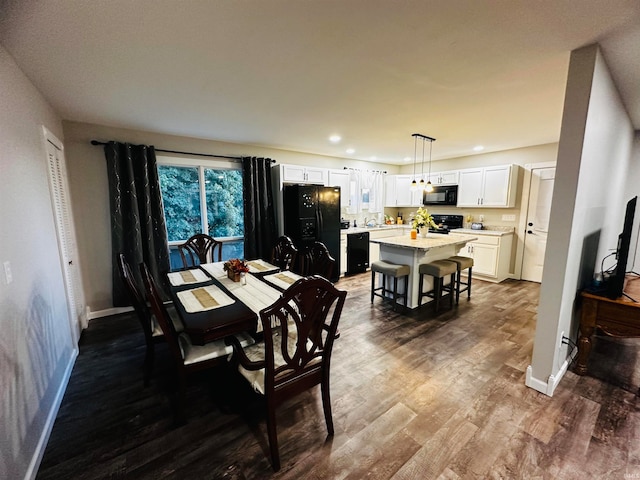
[283,184,341,282]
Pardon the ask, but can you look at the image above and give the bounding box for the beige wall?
[0,46,76,479]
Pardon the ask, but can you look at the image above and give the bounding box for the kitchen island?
[370,233,477,309]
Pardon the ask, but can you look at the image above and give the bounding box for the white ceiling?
[1,0,639,165]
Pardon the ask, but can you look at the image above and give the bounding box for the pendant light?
[425,137,434,193]
[418,137,426,190]
[410,134,418,191]
[410,133,436,191]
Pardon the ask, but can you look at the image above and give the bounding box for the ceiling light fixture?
[329,135,341,143]
[411,133,436,192]
[346,148,355,154]
[425,137,435,193]
[418,137,426,191]
[473,145,484,152]
[410,135,418,191]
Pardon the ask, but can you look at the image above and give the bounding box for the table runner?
[218,273,281,313]
[200,262,227,279]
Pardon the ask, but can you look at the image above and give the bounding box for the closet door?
[44,127,85,343]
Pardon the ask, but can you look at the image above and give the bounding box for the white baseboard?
[525,346,577,397]
[87,306,133,320]
[25,347,78,480]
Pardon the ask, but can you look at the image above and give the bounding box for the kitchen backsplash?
[340,206,521,229]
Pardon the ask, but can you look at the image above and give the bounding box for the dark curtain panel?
[104,142,170,306]
[242,157,277,260]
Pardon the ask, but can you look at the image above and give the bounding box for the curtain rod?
[90,140,271,162]
[343,166,387,174]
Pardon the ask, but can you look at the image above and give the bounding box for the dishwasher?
[347,231,370,275]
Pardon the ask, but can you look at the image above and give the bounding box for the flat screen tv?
[606,196,637,299]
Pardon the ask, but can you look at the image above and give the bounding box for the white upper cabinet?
[280,164,327,184]
[457,165,519,208]
[428,170,459,185]
[457,168,484,206]
[384,175,397,207]
[386,175,421,207]
[327,169,351,208]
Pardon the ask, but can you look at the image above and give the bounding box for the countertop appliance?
[283,184,341,281]
[423,185,458,206]
[347,231,369,275]
[430,214,464,234]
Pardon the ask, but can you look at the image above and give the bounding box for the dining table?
[166,259,303,345]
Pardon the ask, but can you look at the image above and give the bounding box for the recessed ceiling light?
[404,157,412,162]
[329,135,341,143]
[346,148,355,154]
[473,145,484,152]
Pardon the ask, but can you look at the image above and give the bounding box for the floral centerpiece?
[412,206,437,234]
[223,258,250,282]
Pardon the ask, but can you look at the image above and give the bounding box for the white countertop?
[341,225,514,237]
[340,225,402,234]
[369,233,477,251]
[454,228,514,237]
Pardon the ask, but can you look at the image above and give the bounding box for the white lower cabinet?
[457,232,513,282]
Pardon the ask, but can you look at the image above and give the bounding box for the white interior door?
[44,127,86,343]
[522,166,555,282]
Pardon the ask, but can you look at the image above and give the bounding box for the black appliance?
[347,231,369,275]
[430,214,464,234]
[283,184,341,281]
[605,196,637,299]
[423,185,458,206]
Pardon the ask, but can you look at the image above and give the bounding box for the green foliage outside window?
[204,169,244,237]
[158,165,244,243]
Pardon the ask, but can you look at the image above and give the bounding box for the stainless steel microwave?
[423,185,458,206]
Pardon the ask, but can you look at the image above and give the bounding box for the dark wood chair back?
[301,241,336,280]
[139,262,184,365]
[178,233,223,268]
[117,253,156,386]
[270,235,298,271]
[228,275,346,470]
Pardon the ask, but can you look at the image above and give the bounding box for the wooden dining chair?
[226,275,347,471]
[301,241,336,280]
[117,253,184,386]
[270,235,298,271]
[139,261,255,424]
[178,233,223,268]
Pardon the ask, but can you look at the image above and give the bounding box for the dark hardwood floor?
[37,273,640,479]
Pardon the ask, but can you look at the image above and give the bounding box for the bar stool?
[371,260,410,311]
[446,255,474,304]
[418,260,457,311]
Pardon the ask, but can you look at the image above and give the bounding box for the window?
[157,156,244,266]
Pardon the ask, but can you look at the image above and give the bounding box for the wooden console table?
[575,276,640,375]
